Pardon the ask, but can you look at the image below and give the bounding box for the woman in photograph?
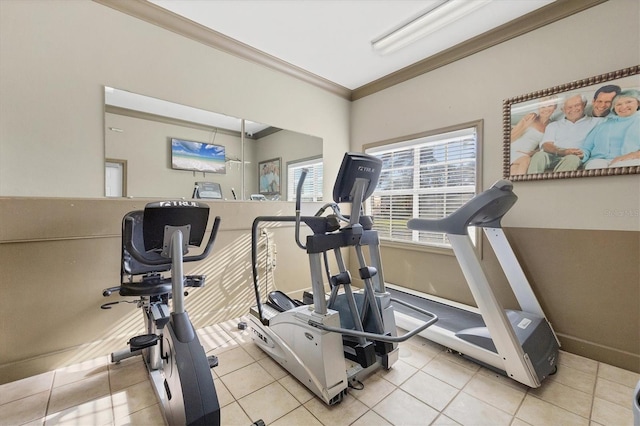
[581,89,640,169]
[509,96,558,175]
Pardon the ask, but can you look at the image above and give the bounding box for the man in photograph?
[527,94,602,173]
[586,84,621,117]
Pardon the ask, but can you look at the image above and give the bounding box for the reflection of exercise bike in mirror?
[248,152,438,405]
[102,201,221,425]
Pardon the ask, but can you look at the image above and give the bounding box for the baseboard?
[557,333,640,373]
[0,337,124,385]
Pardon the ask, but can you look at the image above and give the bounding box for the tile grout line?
[42,370,55,424]
[107,360,116,426]
[424,352,469,426]
[589,361,600,423]
[512,381,530,426]
[226,333,300,425]
[525,362,598,423]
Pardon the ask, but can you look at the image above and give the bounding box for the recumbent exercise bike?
[102,200,221,426]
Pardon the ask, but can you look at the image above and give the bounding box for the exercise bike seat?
[118,204,220,297]
[119,274,173,297]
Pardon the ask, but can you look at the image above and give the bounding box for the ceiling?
[148,0,555,91]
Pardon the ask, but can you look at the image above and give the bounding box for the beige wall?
[351,0,640,371]
[0,0,349,198]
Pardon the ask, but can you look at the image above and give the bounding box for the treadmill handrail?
[308,297,438,343]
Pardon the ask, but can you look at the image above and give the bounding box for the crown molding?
[105,104,276,139]
[93,0,352,100]
[351,0,608,100]
[94,0,606,102]
[106,104,241,136]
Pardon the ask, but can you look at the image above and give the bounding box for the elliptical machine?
[248,152,438,405]
[102,200,221,426]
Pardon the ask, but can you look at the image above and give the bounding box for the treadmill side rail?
[448,233,542,388]
[484,229,555,326]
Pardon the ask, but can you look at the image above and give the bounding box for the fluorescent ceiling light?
[372,0,493,55]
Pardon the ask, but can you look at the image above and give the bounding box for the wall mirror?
[104,87,323,200]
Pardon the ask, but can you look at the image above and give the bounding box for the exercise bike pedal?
[128,334,159,351]
[207,355,219,368]
[185,274,205,287]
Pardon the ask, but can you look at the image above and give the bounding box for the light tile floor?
[1,317,637,426]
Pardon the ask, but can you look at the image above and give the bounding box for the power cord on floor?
[348,379,364,391]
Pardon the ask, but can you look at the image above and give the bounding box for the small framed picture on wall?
[258,157,281,195]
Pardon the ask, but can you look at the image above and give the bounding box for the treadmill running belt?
[387,287,485,333]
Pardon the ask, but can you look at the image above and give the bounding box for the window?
[287,157,323,201]
[365,123,481,249]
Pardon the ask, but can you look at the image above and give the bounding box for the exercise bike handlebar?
[308,297,438,343]
[124,215,222,266]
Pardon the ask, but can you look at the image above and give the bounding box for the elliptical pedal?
[267,290,302,312]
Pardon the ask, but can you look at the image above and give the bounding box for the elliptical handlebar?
[294,168,309,250]
[307,296,438,343]
[124,215,221,266]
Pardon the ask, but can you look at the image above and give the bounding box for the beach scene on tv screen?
[171,139,226,173]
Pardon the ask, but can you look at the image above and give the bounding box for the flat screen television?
[171,138,226,174]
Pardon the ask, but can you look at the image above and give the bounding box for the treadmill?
[389,180,560,388]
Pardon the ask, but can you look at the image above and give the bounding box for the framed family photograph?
[503,65,640,181]
[258,157,281,195]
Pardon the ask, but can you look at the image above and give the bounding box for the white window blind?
[365,127,478,249]
[287,157,323,202]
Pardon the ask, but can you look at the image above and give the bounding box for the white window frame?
[287,156,323,202]
[364,121,483,253]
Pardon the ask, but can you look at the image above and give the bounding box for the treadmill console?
[193,182,223,200]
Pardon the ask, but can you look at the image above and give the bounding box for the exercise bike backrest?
[122,201,220,275]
